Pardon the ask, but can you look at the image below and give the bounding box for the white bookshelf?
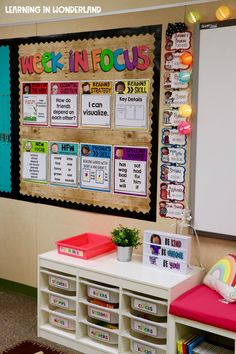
[38,250,204,354]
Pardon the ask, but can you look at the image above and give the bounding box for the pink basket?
[56,233,116,260]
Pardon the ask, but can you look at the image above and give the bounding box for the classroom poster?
[162,128,187,146]
[80,144,112,191]
[159,201,184,219]
[160,183,185,201]
[22,82,48,125]
[50,142,79,187]
[164,52,190,70]
[165,32,191,51]
[163,109,185,127]
[161,164,185,183]
[22,140,48,183]
[161,147,186,164]
[50,82,79,127]
[164,72,189,89]
[81,81,112,128]
[114,146,148,196]
[114,80,148,129]
[164,90,189,108]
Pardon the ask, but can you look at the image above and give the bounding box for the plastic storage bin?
[87,285,119,303]
[88,305,119,323]
[131,296,167,317]
[130,340,157,354]
[87,325,118,344]
[49,310,75,331]
[49,274,76,292]
[131,318,166,340]
[56,233,116,260]
[49,294,76,311]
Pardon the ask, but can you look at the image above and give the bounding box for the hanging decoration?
[178,121,192,135]
[180,52,193,65]
[215,6,231,21]
[186,11,200,24]
[178,104,192,117]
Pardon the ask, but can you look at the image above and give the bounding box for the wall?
[0,0,236,287]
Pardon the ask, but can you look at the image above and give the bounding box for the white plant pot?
[117,246,133,262]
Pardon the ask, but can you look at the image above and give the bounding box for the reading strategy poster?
[81,81,112,128]
[50,82,79,127]
[22,82,48,125]
[80,143,112,192]
[22,140,48,183]
[114,80,149,129]
[114,146,148,196]
[50,142,79,187]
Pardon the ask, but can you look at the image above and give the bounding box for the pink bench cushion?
[169,284,236,332]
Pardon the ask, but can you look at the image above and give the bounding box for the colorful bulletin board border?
[0,24,161,222]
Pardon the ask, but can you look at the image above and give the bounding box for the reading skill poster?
[22,82,48,125]
[114,146,148,196]
[50,82,79,127]
[80,143,112,192]
[114,80,149,129]
[22,140,48,183]
[50,142,79,187]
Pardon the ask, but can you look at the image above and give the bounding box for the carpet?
[2,340,64,354]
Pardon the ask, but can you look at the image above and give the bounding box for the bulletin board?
[0,25,161,221]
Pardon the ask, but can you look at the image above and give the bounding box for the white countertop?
[39,250,203,290]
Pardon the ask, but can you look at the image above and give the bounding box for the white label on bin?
[50,315,69,328]
[133,320,157,337]
[60,246,83,257]
[88,327,110,342]
[49,295,69,309]
[49,276,69,289]
[133,299,157,314]
[133,341,156,354]
[88,286,110,301]
[89,307,111,321]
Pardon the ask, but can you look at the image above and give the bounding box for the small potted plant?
[111,225,141,262]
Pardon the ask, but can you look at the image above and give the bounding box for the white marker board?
[192,20,236,237]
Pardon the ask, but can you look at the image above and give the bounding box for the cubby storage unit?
[38,250,204,354]
[168,316,236,354]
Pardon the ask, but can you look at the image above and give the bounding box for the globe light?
[186,11,200,24]
[216,6,230,21]
[180,52,193,65]
[178,71,191,83]
[178,104,192,118]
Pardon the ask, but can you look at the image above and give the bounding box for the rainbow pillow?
[203,254,236,303]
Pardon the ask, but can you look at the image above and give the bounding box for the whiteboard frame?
[190,19,236,240]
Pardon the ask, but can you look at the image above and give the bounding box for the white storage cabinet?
[38,250,204,354]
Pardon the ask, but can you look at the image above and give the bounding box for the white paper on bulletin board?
[192,21,236,237]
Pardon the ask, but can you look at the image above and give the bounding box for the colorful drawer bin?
[87,325,118,344]
[131,318,166,340]
[49,274,76,292]
[88,305,119,323]
[131,297,167,317]
[56,233,116,260]
[130,340,158,354]
[49,311,75,331]
[49,294,76,311]
[87,285,119,303]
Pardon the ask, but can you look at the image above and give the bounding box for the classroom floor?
[0,289,80,354]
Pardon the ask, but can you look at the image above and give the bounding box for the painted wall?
[0,0,236,287]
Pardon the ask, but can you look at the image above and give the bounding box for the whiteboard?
[193,21,236,237]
